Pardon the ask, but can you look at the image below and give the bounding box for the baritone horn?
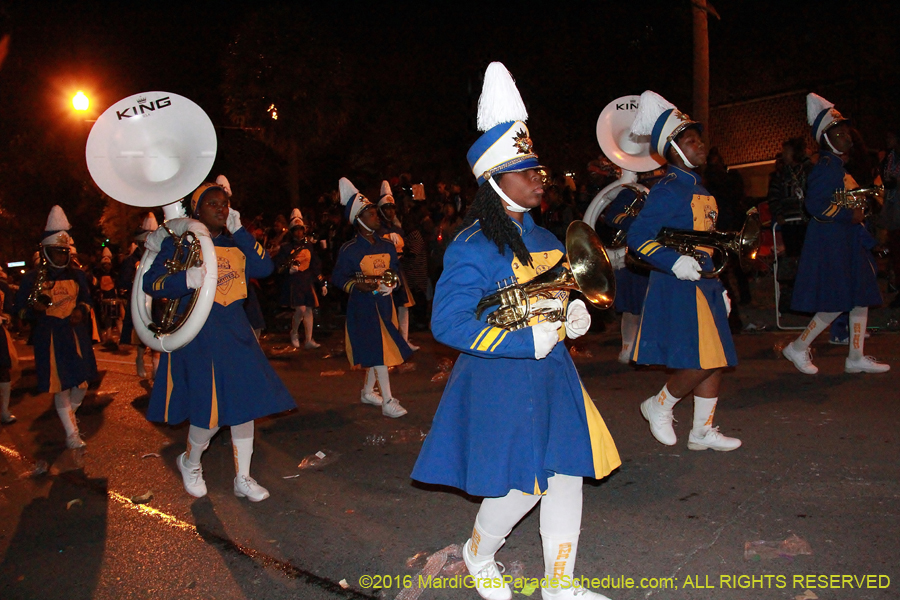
[833,185,884,212]
[475,221,616,331]
[355,269,399,288]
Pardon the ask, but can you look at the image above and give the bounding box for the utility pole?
[692,0,710,141]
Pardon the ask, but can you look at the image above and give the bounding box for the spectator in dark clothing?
[768,138,812,257]
[880,131,900,306]
[542,185,576,243]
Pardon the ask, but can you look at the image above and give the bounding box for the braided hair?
[459,175,533,267]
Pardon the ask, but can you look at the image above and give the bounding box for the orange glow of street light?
[72,91,90,111]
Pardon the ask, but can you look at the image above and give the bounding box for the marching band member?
[143,179,296,501]
[93,247,120,345]
[119,213,160,379]
[627,91,741,452]
[13,206,97,448]
[782,94,889,375]
[278,208,324,349]
[376,181,419,351]
[411,62,620,600]
[1,269,17,424]
[331,177,412,419]
[600,185,650,363]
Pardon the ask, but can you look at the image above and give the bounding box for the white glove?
[185,264,207,290]
[607,246,627,271]
[387,232,405,253]
[376,283,395,296]
[321,284,328,297]
[532,319,562,360]
[565,299,591,339]
[289,264,300,274]
[530,297,564,320]
[723,290,732,316]
[226,208,242,234]
[671,255,702,281]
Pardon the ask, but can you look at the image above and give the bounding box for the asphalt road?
[0,318,898,600]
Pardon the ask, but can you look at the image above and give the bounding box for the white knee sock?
[692,396,717,433]
[364,367,377,394]
[302,308,315,343]
[620,313,640,356]
[374,365,392,400]
[398,306,410,342]
[136,345,146,377]
[792,312,840,351]
[540,475,584,591]
[291,307,304,338]
[0,381,12,418]
[472,489,542,559]
[69,386,86,413]
[849,306,868,360]
[54,390,78,437]
[231,421,255,477]
[186,424,219,467]
[655,384,681,411]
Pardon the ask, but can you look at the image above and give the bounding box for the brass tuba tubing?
[151,227,204,336]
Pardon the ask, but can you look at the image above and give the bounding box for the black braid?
[459,176,533,267]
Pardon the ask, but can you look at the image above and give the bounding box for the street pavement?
[0,310,898,600]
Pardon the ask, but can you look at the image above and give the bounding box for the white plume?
[380,180,392,198]
[630,91,676,136]
[339,177,359,206]
[806,93,834,126]
[290,208,303,221]
[215,174,232,197]
[141,212,159,232]
[44,205,72,232]
[477,62,529,132]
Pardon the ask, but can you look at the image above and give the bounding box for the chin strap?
[42,246,70,269]
[822,132,844,155]
[671,141,699,169]
[488,176,529,213]
[356,219,374,233]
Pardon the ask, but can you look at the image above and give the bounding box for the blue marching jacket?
[627,166,737,370]
[791,151,881,312]
[143,227,295,428]
[411,213,620,497]
[600,187,650,315]
[14,267,98,393]
[331,233,413,368]
[276,239,322,308]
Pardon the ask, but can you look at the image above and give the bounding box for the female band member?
[412,63,620,600]
[626,91,741,452]
[143,181,296,501]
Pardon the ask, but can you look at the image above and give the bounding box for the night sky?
[1,1,898,252]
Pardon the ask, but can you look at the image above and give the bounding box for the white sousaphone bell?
[85,91,219,353]
[583,95,664,230]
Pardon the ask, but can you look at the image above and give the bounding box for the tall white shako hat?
[807,93,848,145]
[339,177,374,224]
[630,90,702,164]
[466,62,543,187]
[41,205,75,249]
[289,208,305,230]
[134,212,159,242]
[377,181,395,208]
[101,247,113,264]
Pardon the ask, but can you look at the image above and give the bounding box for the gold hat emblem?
[513,129,535,156]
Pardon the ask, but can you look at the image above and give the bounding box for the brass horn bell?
[475,221,616,331]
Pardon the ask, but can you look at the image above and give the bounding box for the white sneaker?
[66,432,87,449]
[382,397,408,418]
[640,397,676,445]
[304,340,321,349]
[406,340,420,351]
[289,332,300,349]
[234,474,270,502]
[177,452,207,498]
[782,343,818,374]
[845,355,890,374]
[360,389,383,406]
[542,582,612,599]
[687,426,742,451]
[463,538,512,600]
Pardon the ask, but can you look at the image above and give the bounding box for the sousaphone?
[86,91,218,353]
[583,95,664,230]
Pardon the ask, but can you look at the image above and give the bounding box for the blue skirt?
[345,293,412,368]
[613,266,650,315]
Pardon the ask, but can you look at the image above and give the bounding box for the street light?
[72,91,90,111]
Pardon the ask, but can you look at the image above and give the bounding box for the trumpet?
[354,269,399,288]
[833,185,884,211]
[475,221,616,331]
[633,208,761,278]
[27,251,54,308]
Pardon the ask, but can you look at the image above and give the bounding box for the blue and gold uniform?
[143,227,295,427]
[627,165,737,369]
[601,187,649,315]
[331,234,412,367]
[276,238,322,308]
[118,247,142,345]
[791,151,881,312]
[411,212,620,497]
[1,279,18,376]
[14,267,98,393]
